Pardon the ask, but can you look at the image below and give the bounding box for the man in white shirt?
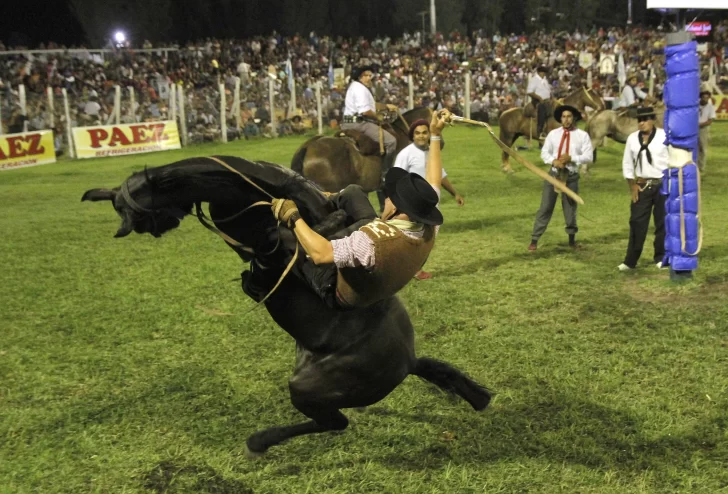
[341,65,398,182]
[394,119,464,280]
[528,105,593,251]
[526,66,552,137]
[617,107,669,272]
[620,74,647,108]
[698,89,717,173]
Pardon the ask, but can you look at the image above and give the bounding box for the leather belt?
[635,178,661,185]
[342,115,362,124]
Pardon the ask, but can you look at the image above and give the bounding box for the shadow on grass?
[373,387,725,479]
[444,212,534,233]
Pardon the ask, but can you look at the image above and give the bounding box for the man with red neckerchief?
[528,105,593,251]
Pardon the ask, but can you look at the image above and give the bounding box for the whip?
[447,115,585,205]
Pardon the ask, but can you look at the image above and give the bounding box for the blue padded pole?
[661,32,702,281]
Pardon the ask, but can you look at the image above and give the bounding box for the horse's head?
[82,168,191,238]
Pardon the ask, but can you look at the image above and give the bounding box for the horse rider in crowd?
[621,73,647,108]
[251,110,452,310]
[617,107,669,272]
[698,87,717,174]
[341,65,400,186]
[526,65,552,139]
[528,105,593,251]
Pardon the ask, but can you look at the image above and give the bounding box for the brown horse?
[291,107,434,209]
[587,104,665,162]
[498,87,605,172]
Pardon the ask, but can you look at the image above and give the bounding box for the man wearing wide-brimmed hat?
[341,65,399,181]
[617,106,669,272]
[698,88,716,173]
[526,65,552,137]
[620,73,647,107]
[528,104,593,251]
[267,110,451,310]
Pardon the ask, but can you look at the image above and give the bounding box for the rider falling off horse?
[253,110,452,310]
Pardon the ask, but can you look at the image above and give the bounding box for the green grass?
[1,126,727,493]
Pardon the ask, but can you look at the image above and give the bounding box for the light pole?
[430,0,436,35]
[627,0,633,25]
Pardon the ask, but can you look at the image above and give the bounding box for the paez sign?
[73,121,181,159]
[713,95,728,121]
[0,130,56,171]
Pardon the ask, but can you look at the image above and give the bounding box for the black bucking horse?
[82,156,491,456]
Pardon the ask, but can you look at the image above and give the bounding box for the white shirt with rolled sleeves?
[331,188,441,269]
[394,143,447,180]
[699,101,717,123]
[540,127,594,174]
[622,128,668,180]
[620,85,646,107]
[343,81,376,116]
[526,74,551,100]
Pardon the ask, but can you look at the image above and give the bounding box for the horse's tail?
[412,357,492,411]
[291,136,324,175]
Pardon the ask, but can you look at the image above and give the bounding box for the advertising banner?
[713,95,728,121]
[72,121,181,159]
[0,130,56,171]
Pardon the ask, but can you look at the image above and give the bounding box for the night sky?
[0,0,84,47]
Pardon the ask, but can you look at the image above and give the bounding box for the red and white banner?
[0,130,57,171]
[72,121,181,159]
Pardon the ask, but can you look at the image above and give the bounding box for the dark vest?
[336,219,436,308]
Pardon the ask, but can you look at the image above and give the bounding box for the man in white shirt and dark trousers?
[528,105,593,251]
[698,89,716,173]
[394,119,464,280]
[617,107,669,272]
[526,66,552,138]
[341,66,399,191]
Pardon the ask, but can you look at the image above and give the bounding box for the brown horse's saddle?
[523,99,560,119]
[335,130,380,157]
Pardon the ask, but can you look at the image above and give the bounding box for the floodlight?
[114,31,126,44]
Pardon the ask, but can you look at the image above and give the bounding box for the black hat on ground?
[553,104,582,122]
[384,168,443,226]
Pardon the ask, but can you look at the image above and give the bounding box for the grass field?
[1,124,727,493]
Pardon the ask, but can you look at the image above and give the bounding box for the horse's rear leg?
[411,357,492,411]
[245,407,348,456]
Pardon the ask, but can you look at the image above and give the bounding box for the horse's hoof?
[501,165,515,175]
[244,445,265,459]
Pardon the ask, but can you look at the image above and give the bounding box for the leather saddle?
[335,129,381,157]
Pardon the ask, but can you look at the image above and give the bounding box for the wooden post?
[177,85,188,146]
[316,81,323,135]
[408,74,414,110]
[47,86,55,129]
[114,85,121,125]
[62,88,75,158]
[219,83,227,143]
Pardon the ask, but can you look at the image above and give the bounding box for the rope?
[677,162,703,256]
[201,156,301,305]
[450,116,585,205]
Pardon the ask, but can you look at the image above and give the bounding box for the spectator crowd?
[1,20,726,151]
